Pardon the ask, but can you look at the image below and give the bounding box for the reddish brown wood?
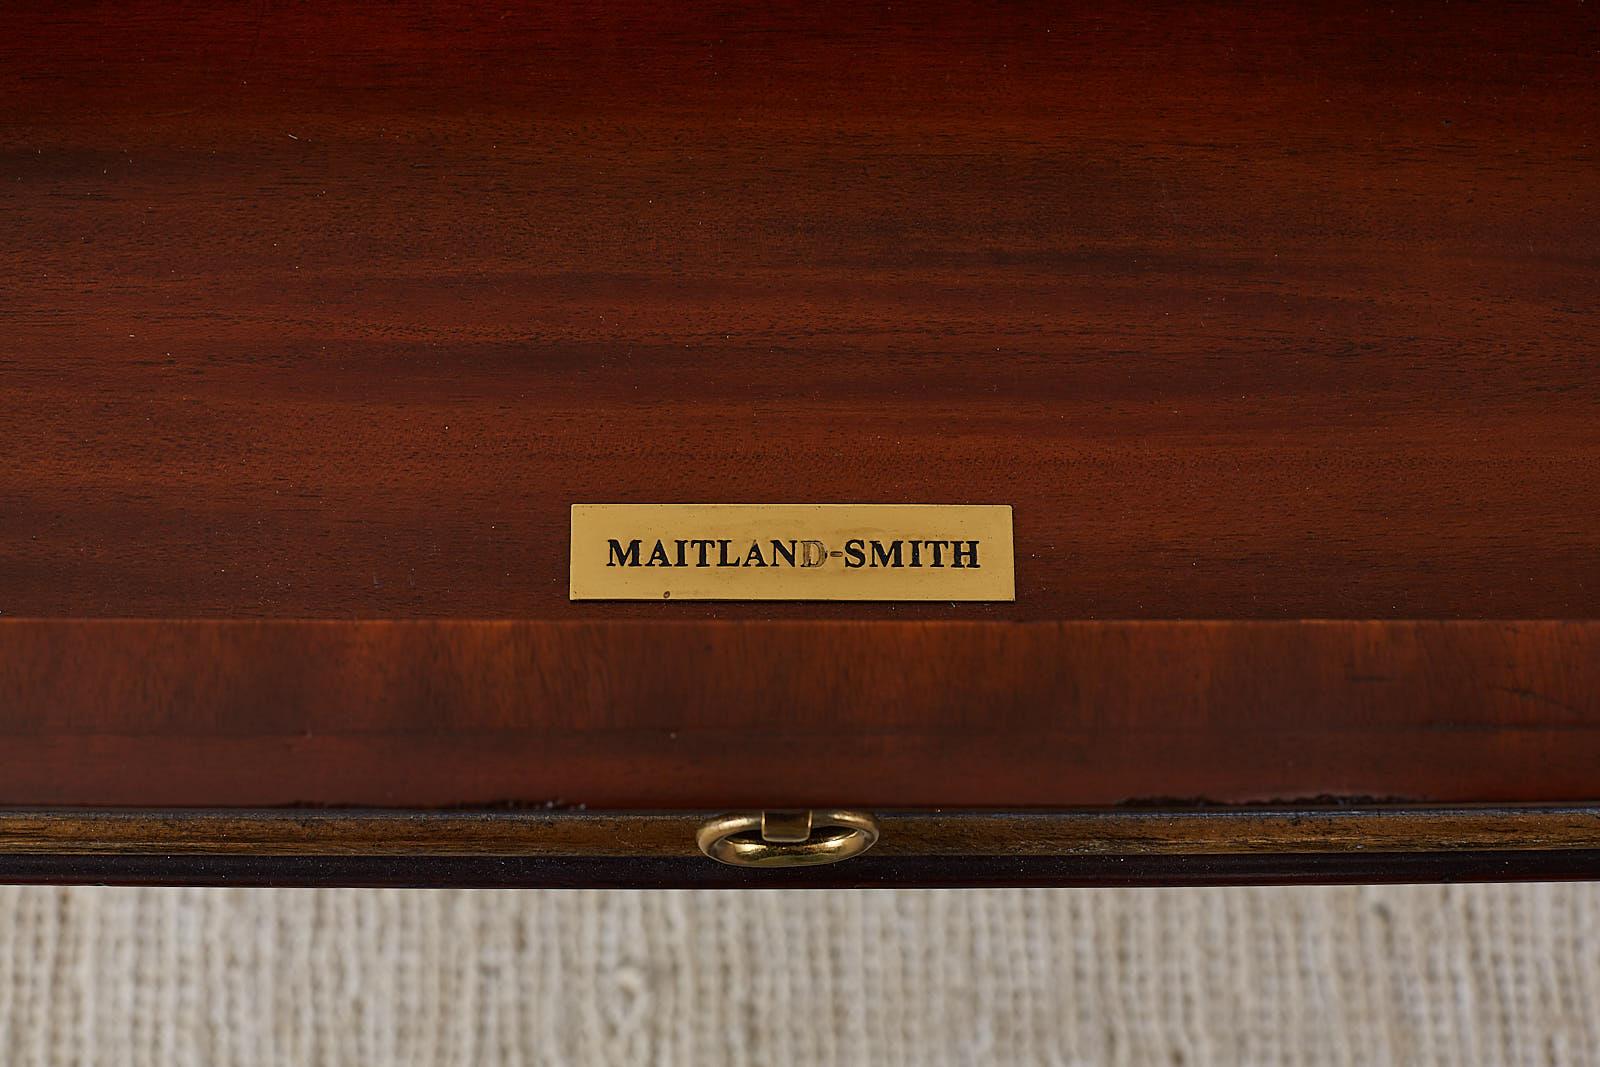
[2,4,1599,852]
[2,1,1597,621]
[0,619,1594,808]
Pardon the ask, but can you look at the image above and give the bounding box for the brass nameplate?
[570,504,1014,601]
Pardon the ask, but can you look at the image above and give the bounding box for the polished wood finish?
[3,1,1597,621]
[0,619,1596,809]
[2,808,1597,887]
[2,807,1596,857]
[2,3,1598,881]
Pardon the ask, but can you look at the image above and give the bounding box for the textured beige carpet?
[0,883,1595,1065]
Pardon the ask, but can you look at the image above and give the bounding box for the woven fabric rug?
[0,883,1594,1066]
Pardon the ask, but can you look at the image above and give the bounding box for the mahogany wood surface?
[0,619,1596,808]
[3,1,1597,621]
[2,3,1599,827]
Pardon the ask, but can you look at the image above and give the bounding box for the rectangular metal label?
[570,503,1014,601]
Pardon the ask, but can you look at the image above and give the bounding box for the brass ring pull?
[696,809,879,868]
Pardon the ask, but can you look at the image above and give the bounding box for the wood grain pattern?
[0,619,1596,808]
[2,1,1597,620]
[2,807,1597,857]
[3,3,1599,870]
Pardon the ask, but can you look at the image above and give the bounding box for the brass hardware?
[760,809,814,843]
[696,809,880,868]
[569,503,1015,602]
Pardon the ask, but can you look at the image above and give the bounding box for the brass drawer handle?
[696,809,879,868]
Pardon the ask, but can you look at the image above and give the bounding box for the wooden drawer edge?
[0,804,1595,857]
